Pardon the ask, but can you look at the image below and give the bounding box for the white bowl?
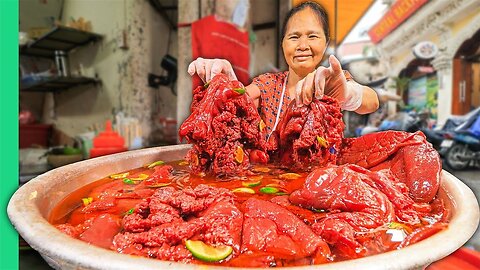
[8,145,480,270]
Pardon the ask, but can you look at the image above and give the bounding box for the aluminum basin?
[8,144,480,270]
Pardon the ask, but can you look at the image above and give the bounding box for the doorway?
[452,29,480,115]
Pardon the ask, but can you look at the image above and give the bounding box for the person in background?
[188,1,379,136]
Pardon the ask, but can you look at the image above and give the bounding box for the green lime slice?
[388,222,413,233]
[185,240,233,262]
[122,178,135,185]
[242,180,261,187]
[279,173,301,180]
[232,187,255,194]
[260,187,279,194]
[233,88,246,94]
[110,172,129,179]
[146,160,165,168]
[148,182,171,188]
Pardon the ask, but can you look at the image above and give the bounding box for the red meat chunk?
[241,198,330,264]
[179,74,269,175]
[339,131,440,203]
[276,96,344,168]
[112,185,243,262]
[79,213,121,249]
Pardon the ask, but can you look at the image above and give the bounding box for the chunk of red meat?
[311,218,362,259]
[179,74,268,175]
[288,163,446,259]
[277,96,344,168]
[79,214,121,249]
[81,197,116,213]
[112,185,243,262]
[227,252,277,267]
[398,222,448,248]
[56,223,82,238]
[197,200,244,252]
[373,142,440,203]
[241,198,330,262]
[270,195,328,225]
[289,164,396,258]
[88,178,155,200]
[338,131,418,168]
[290,165,395,231]
[348,165,425,225]
[144,165,173,186]
[339,131,441,203]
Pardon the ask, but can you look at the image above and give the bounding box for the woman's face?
[282,8,328,78]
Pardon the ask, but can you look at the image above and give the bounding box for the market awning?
[293,0,374,47]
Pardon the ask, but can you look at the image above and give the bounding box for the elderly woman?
[188,1,379,136]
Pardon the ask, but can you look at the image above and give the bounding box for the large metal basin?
[8,144,480,270]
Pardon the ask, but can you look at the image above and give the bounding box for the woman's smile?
[282,7,328,78]
[294,54,313,62]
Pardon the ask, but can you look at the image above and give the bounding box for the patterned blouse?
[252,70,353,135]
[252,72,290,135]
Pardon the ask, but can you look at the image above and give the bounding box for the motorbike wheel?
[444,143,470,170]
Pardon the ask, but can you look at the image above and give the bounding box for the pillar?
[177,0,199,142]
[432,51,453,126]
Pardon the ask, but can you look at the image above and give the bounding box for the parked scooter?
[422,108,479,150]
[377,111,429,133]
[440,108,480,170]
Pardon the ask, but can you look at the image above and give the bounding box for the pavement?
[444,165,480,251]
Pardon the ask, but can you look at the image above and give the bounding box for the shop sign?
[368,0,428,44]
[413,41,438,59]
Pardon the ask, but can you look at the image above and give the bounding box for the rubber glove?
[187,57,237,83]
[295,55,363,111]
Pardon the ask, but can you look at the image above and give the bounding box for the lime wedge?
[260,187,279,194]
[234,146,244,164]
[279,173,301,180]
[259,119,266,132]
[109,172,129,179]
[146,160,165,168]
[130,173,149,181]
[233,88,246,94]
[232,187,255,194]
[185,240,233,262]
[242,180,261,187]
[252,166,270,173]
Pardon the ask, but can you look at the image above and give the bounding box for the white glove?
[342,80,363,111]
[187,57,237,83]
[294,55,364,111]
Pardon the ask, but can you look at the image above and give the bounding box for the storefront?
[369,0,480,125]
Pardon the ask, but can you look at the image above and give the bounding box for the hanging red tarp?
[191,15,250,88]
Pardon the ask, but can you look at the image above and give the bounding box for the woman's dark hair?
[281,1,330,42]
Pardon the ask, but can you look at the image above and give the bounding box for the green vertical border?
[0,0,19,269]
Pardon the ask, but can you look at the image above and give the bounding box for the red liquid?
[49,160,448,267]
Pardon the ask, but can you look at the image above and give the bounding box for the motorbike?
[422,108,480,150]
[376,111,429,133]
[439,108,480,170]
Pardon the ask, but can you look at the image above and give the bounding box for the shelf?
[20,26,103,58]
[20,76,100,92]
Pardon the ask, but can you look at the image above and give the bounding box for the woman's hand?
[295,55,363,111]
[187,57,237,83]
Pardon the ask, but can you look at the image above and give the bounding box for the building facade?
[372,0,480,125]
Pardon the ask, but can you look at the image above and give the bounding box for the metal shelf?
[20,76,100,92]
[20,26,103,58]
